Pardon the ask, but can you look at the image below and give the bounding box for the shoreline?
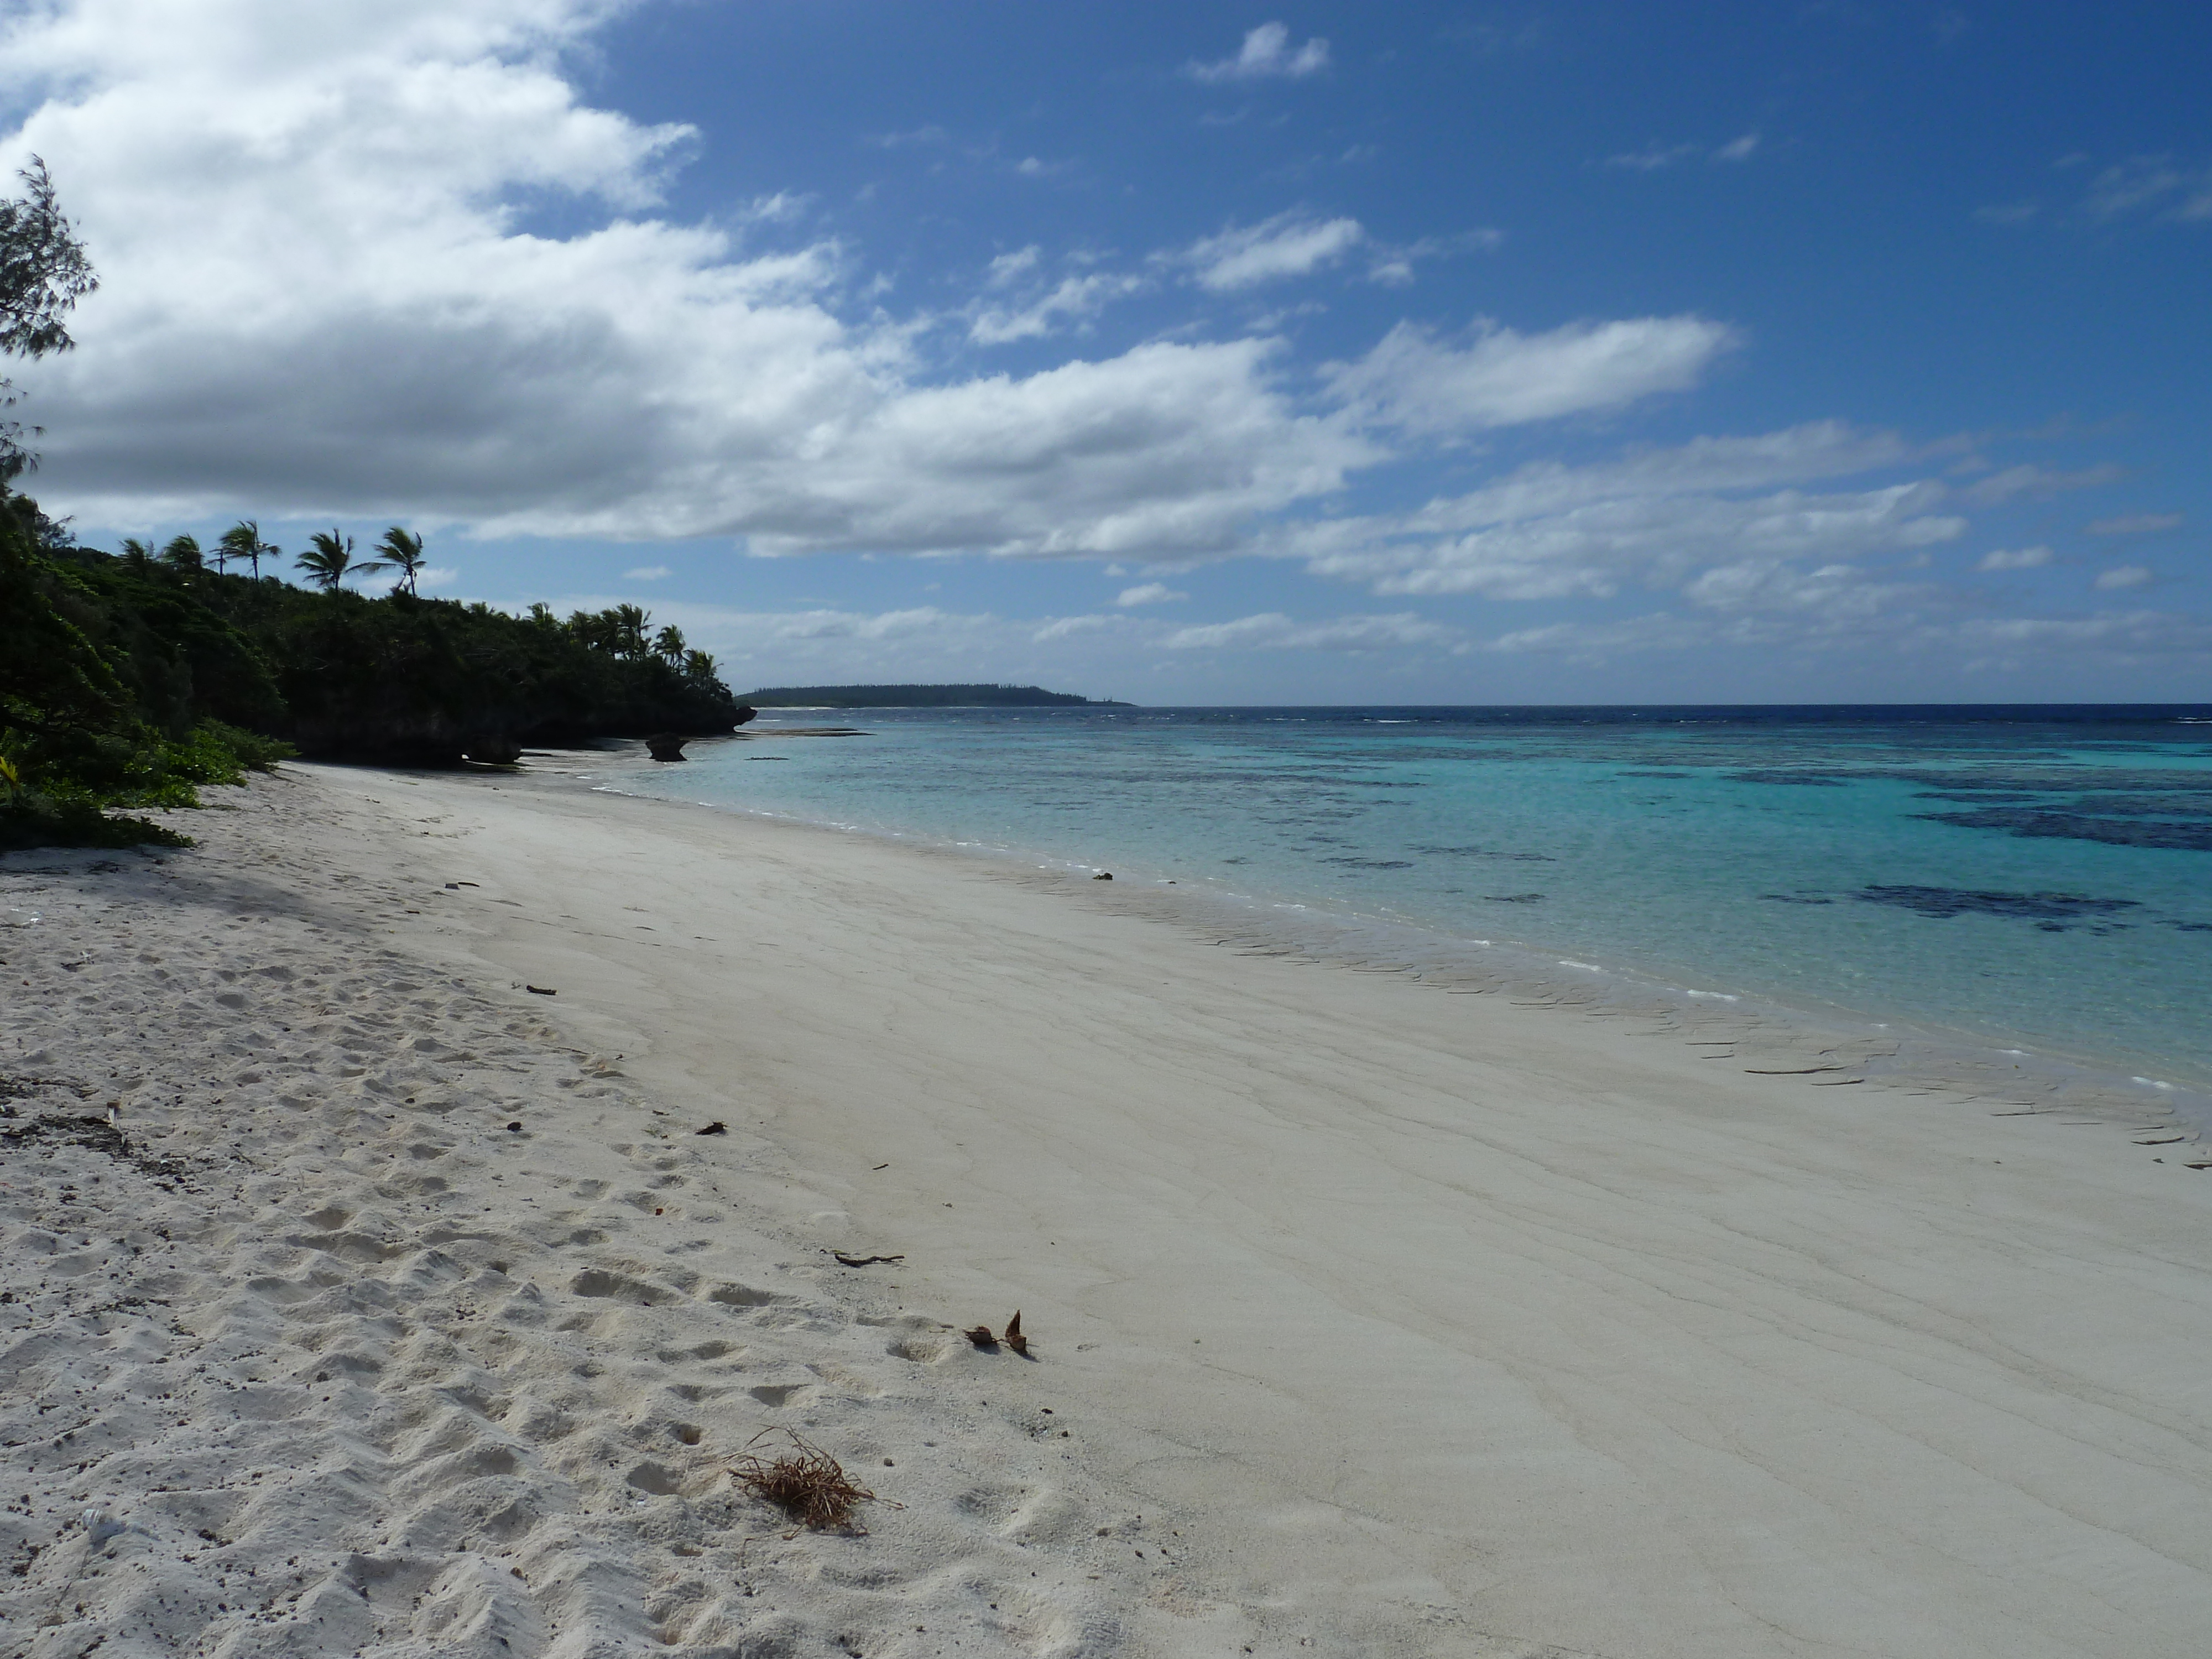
[8,763,2212,1656]
[579,739,2212,1135]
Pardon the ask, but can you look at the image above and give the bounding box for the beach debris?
[1004,1311,1029,1357]
[506,1120,524,1132]
[526,984,557,996]
[733,1431,875,1532]
[964,1324,999,1349]
[872,1161,890,1170]
[696,1120,729,1135]
[1093,872,1113,880]
[832,1251,905,1267]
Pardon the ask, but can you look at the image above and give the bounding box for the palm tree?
[375,526,428,596]
[296,528,387,592]
[653,624,687,665]
[612,603,651,659]
[159,533,203,572]
[118,536,153,570]
[683,648,719,684]
[219,519,276,578]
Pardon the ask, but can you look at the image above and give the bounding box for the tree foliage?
[0,490,285,848]
[376,525,427,594]
[0,158,97,481]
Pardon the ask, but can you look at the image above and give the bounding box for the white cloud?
[1173,212,1366,291]
[2095,565,2153,591]
[623,564,672,581]
[1115,582,1187,606]
[2086,513,2182,535]
[1280,422,1963,611]
[1324,316,1738,437]
[4,0,1376,559]
[1363,228,1504,287]
[1031,613,1124,641]
[986,246,1042,286]
[1976,545,2053,571]
[1483,606,2212,670]
[2081,155,2212,223]
[869,125,951,150]
[1963,463,2126,504]
[1303,481,1964,601]
[1605,134,1760,170]
[1605,143,1700,172]
[968,272,1147,345]
[1162,612,1459,651]
[774,605,968,641]
[1186,22,1331,84]
[415,565,459,589]
[1949,610,2212,664]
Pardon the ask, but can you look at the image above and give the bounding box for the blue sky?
[3,1,2206,702]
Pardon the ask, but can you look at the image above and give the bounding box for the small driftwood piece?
[832,1251,905,1267]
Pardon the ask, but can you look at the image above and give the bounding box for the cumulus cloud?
[1186,22,1331,84]
[1976,546,2053,571]
[1323,316,1739,437]
[2086,513,2182,535]
[2095,565,2153,591]
[1281,422,1963,606]
[1173,212,1366,291]
[1162,612,1459,651]
[1115,582,1187,606]
[2,0,1374,557]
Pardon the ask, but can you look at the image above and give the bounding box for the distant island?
[740,684,1128,708]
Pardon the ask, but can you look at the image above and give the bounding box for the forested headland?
[1,496,748,848]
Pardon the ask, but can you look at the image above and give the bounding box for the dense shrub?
[2,487,742,847]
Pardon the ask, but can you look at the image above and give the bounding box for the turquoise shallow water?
[577,705,2212,1109]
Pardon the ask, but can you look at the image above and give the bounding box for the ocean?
[571,705,2212,1126]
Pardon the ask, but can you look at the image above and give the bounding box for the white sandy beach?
[6,758,2212,1659]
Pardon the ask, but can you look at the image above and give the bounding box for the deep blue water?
[574,705,2212,1104]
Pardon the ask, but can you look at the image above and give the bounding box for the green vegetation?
[3,503,751,847]
[0,494,289,849]
[740,684,1117,708]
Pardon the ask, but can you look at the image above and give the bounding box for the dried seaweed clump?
[733,1431,875,1532]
